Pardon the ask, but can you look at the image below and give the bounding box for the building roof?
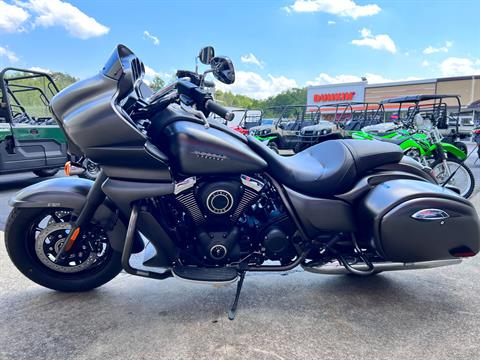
[381,94,460,104]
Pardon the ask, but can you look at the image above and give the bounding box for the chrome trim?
[411,208,450,221]
[206,189,234,214]
[174,176,197,195]
[240,174,264,192]
[302,259,462,275]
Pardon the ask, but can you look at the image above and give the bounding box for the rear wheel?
[431,157,475,198]
[5,207,122,292]
[33,168,59,177]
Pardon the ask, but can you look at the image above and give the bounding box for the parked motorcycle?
[351,98,474,198]
[5,45,480,319]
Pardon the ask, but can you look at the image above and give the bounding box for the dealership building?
[306,75,480,125]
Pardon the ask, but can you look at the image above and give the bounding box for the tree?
[214,87,307,113]
[150,75,165,91]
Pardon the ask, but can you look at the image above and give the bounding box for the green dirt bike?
[351,124,474,198]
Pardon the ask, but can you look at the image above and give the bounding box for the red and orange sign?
[313,91,356,103]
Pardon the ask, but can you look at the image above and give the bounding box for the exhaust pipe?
[302,258,462,275]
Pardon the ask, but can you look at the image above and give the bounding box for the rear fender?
[9,177,127,252]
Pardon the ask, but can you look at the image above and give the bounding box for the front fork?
[55,170,108,262]
[434,144,453,178]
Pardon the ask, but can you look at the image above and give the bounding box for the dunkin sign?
[307,82,365,106]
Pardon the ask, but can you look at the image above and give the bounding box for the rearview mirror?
[198,46,215,65]
[210,56,235,85]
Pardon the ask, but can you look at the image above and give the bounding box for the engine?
[163,175,297,266]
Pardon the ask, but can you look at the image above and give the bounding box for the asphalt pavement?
[1,149,480,359]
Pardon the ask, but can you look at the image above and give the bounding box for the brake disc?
[35,222,100,273]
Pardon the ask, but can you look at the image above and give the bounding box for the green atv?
[249,105,321,153]
[0,68,100,180]
[352,95,474,198]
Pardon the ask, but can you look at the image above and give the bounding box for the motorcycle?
[352,117,474,198]
[5,45,480,320]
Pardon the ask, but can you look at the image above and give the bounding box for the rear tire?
[33,168,59,177]
[5,207,123,292]
[431,157,475,198]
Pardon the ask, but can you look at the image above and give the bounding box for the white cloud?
[306,73,361,85]
[216,71,298,99]
[143,30,159,46]
[0,46,18,62]
[143,65,172,85]
[307,72,419,86]
[423,41,453,55]
[351,28,397,54]
[421,60,430,67]
[18,0,109,39]
[284,0,380,19]
[0,1,29,32]
[29,66,51,73]
[440,57,480,77]
[327,20,336,25]
[240,53,265,68]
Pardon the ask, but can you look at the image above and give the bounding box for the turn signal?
[64,161,86,176]
[64,161,72,176]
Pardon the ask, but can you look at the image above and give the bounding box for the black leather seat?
[248,137,403,197]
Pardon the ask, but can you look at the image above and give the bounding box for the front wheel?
[4,207,122,292]
[431,158,475,198]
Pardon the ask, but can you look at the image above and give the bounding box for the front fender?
[9,177,127,252]
[10,177,95,210]
[439,142,467,161]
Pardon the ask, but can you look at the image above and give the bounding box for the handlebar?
[205,100,234,121]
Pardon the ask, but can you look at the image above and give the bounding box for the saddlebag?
[359,179,480,262]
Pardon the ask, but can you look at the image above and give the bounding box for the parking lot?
[0,150,480,360]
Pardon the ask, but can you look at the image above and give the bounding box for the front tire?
[5,207,123,292]
[431,158,475,198]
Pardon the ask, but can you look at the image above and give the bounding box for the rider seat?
[248,137,403,197]
[380,136,411,145]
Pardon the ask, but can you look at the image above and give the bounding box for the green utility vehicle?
[0,68,100,179]
[249,105,322,153]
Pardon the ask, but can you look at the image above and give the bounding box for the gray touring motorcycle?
[5,45,480,319]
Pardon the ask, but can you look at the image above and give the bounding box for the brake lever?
[180,102,210,129]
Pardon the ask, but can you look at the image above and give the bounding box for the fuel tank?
[162,120,268,175]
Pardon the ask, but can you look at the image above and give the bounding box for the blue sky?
[0,0,479,99]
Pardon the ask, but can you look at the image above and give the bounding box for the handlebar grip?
[205,100,234,121]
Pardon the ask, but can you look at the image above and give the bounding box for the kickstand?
[228,271,246,320]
